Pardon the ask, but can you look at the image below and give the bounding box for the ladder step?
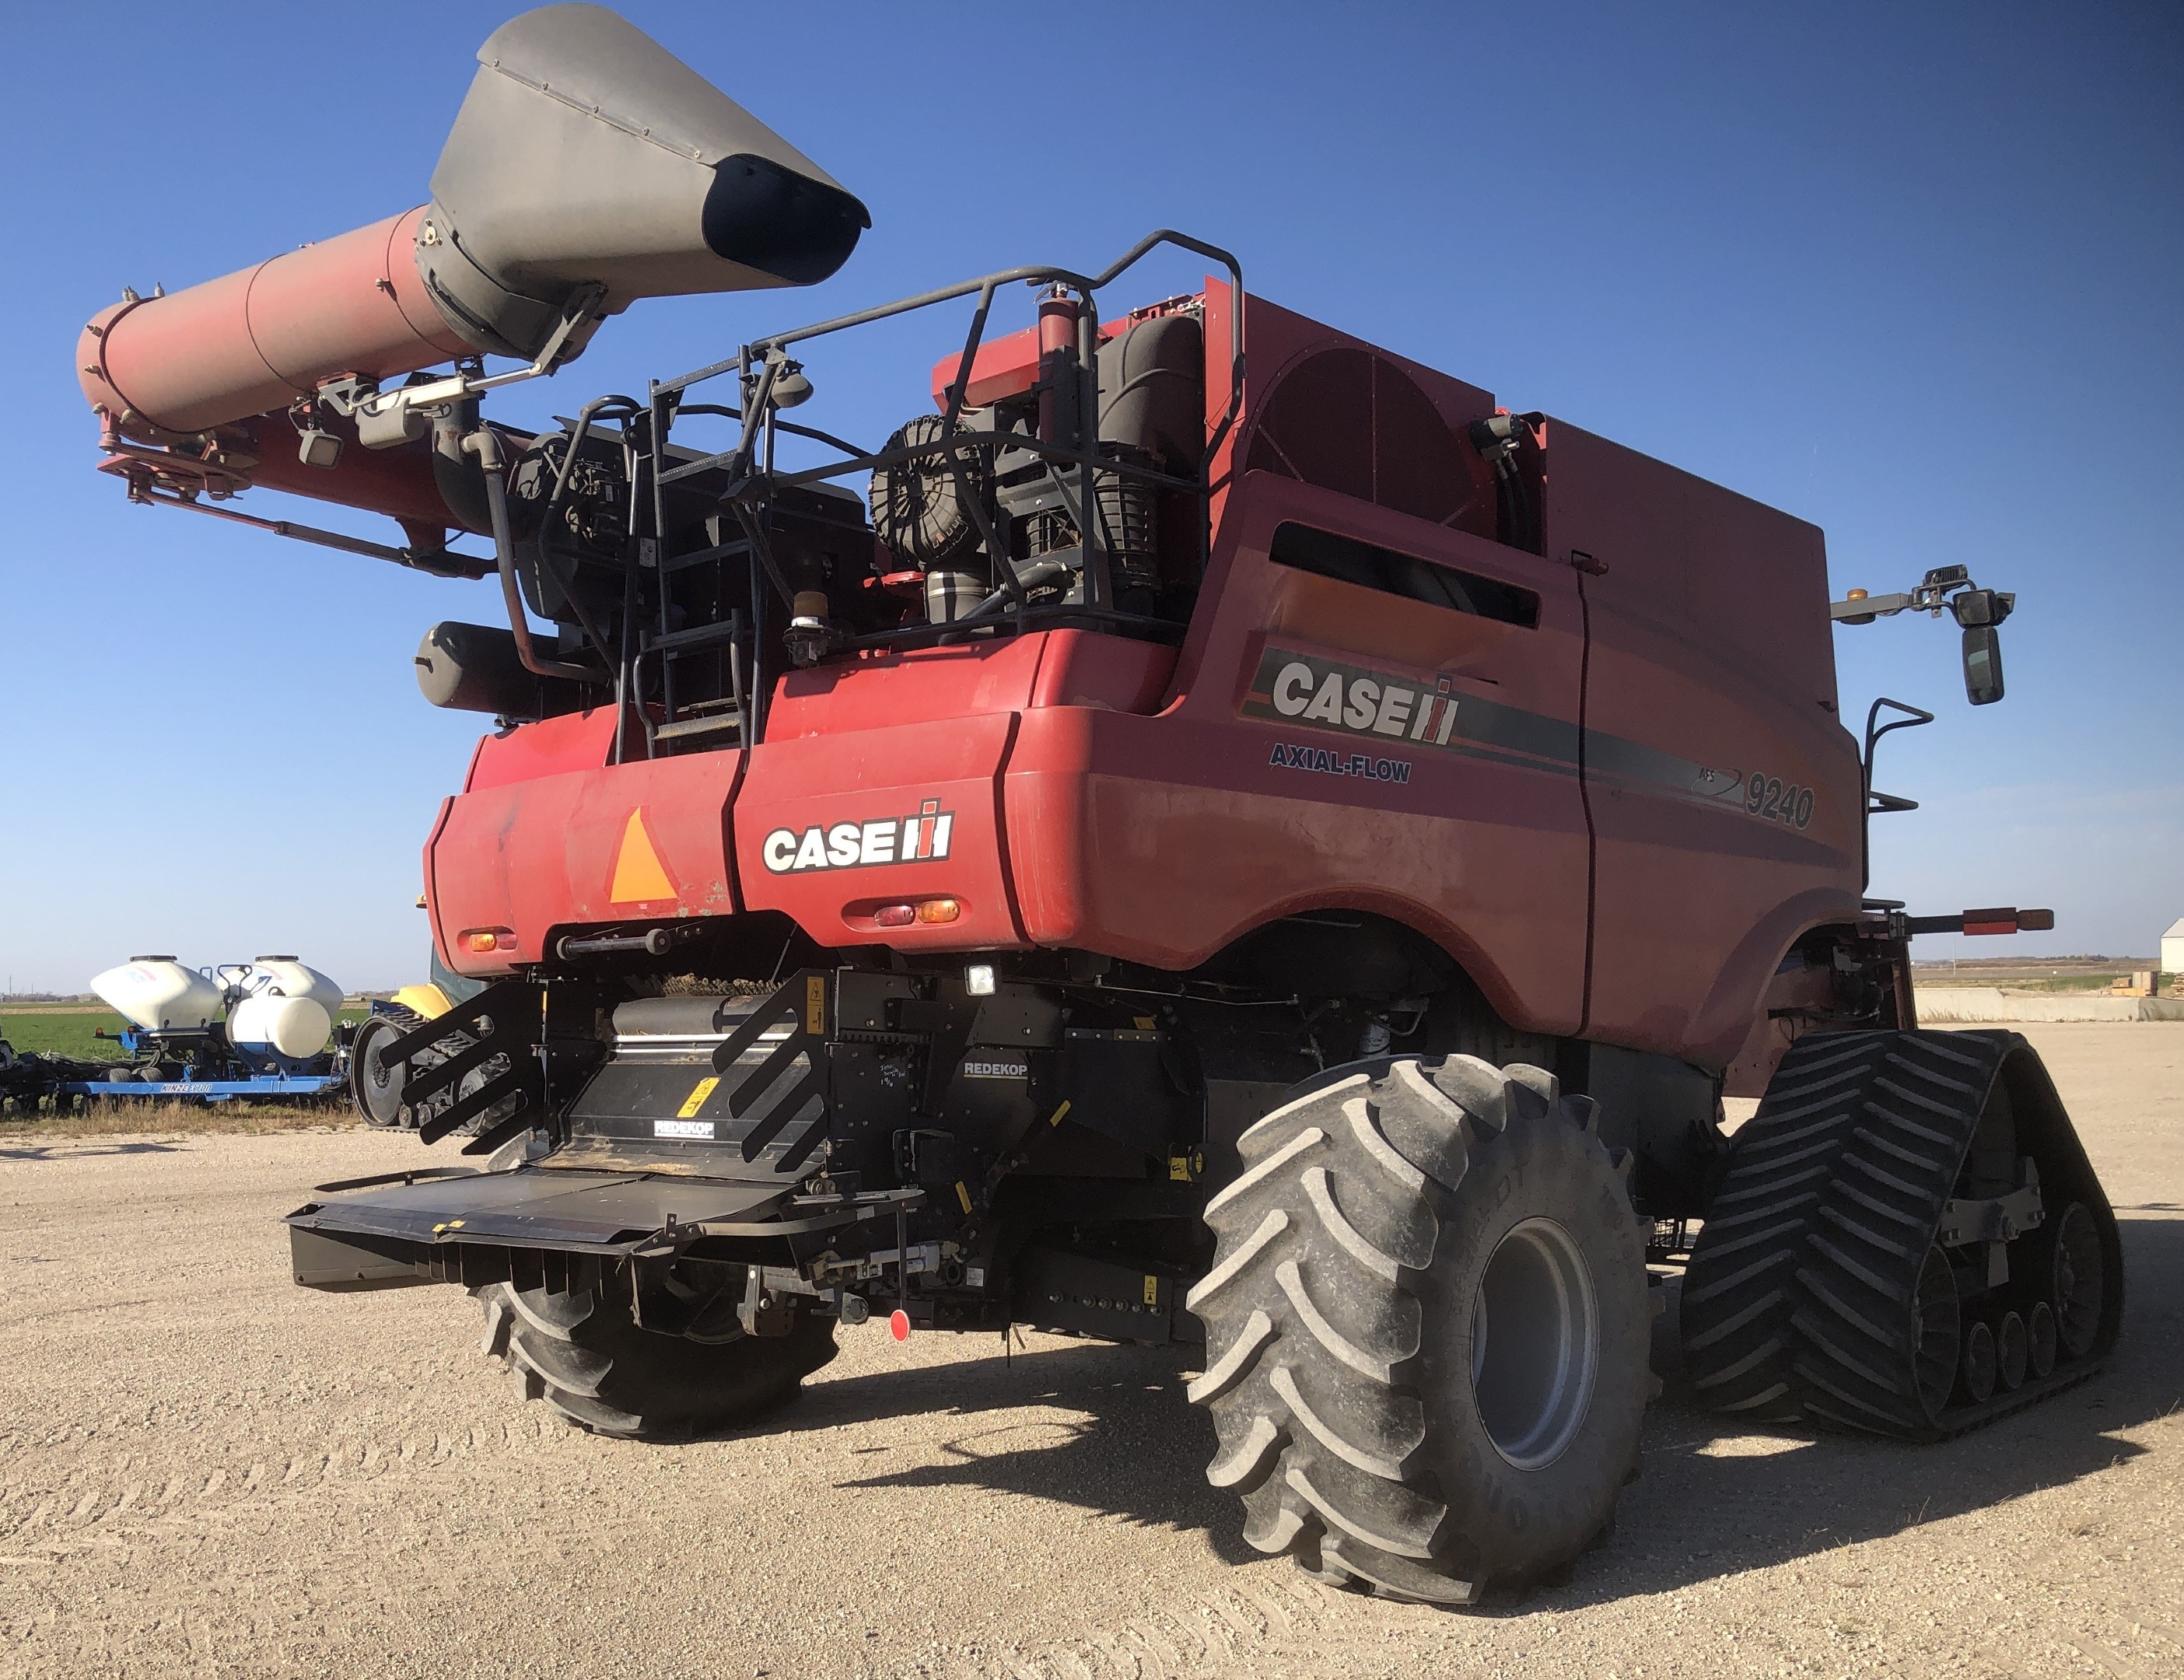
[661,539,750,574]
[653,710,743,743]
[645,617,743,653]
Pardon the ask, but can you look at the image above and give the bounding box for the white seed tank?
[226,957,345,1060]
[227,994,334,1060]
[246,957,345,1019]
[90,958,223,1031]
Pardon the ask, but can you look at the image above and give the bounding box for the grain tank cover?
[419,3,870,359]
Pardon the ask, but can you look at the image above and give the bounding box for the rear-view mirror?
[1962,625,2004,705]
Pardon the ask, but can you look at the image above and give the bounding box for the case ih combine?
[80,6,2119,1603]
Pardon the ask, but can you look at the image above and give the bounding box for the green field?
[1,1004,371,1062]
[1914,968,2172,996]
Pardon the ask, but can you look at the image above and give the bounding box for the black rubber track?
[1185,1055,1653,1604]
[1679,1028,2116,1440]
[347,1010,421,1128]
[350,1006,506,1136]
[474,1277,836,1439]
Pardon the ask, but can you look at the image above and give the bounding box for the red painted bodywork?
[411,282,1860,1070]
[429,708,737,961]
[1542,423,1858,1062]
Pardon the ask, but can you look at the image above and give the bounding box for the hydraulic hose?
[1466,415,1545,554]
[954,553,1077,625]
[465,428,594,682]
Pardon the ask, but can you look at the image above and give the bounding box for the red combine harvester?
[82,5,2119,1602]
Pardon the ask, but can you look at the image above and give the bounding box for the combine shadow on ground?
[0,1138,180,1162]
[740,1216,2182,1599]
[759,1335,1248,1559]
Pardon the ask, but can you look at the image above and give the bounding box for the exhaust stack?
[79,4,867,442]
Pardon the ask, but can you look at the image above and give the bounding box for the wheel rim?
[1911,1244,1961,1417]
[2051,1202,2105,1359]
[1470,1216,1599,1471]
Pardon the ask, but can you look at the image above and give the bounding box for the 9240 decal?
[1743,773,1815,830]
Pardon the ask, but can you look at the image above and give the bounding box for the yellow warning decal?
[1047,1100,1073,1129]
[954,1181,974,1215]
[805,975,827,1036]
[1168,1154,1193,1182]
[609,808,675,902]
[1142,1274,1159,1307]
[677,1076,720,1118]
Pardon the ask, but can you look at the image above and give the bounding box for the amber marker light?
[915,898,961,925]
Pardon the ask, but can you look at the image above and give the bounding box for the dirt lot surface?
[2,1024,2179,1678]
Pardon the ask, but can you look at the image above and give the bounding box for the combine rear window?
[1269,523,1539,628]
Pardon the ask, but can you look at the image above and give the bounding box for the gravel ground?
[2,1022,2177,1679]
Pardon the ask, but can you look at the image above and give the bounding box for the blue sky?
[2,2,2176,992]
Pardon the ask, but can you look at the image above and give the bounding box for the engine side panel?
[1006,471,1592,1034]
[1540,421,1863,1064]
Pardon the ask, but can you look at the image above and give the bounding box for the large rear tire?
[1186,1055,1652,1604]
[474,1275,837,1439]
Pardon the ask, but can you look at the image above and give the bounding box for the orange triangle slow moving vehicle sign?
[609,808,676,903]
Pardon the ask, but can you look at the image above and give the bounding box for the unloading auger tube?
[82,4,2121,1611]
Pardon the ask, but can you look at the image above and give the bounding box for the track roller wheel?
[2035,1202,2107,1360]
[2026,1300,2057,1377]
[1958,1318,1997,1405]
[1995,1311,2028,1391]
[474,1270,836,1439]
[1186,1054,1651,1605]
[1909,1244,1965,1420]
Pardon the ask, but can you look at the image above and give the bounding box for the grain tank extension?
[80,4,2120,1605]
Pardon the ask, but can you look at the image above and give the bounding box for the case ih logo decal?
[762,799,954,874]
[1243,644,1794,825]
[1244,649,1463,749]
